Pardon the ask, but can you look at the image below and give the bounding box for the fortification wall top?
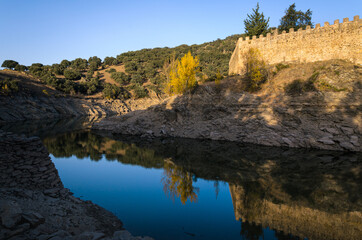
[239,15,361,43]
[229,15,362,75]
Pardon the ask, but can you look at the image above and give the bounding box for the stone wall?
[0,130,63,191]
[229,16,362,75]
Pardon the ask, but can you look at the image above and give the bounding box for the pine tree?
[244,3,270,37]
[278,3,313,32]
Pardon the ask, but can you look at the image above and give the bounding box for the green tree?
[71,58,88,70]
[64,69,82,80]
[60,59,71,68]
[88,56,102,71]
[278,3,313,32]
[244,3,270,37]
[1,60,19,70]
[14,65,28,72]
[104,56,116,66]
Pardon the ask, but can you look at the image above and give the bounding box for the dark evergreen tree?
[244,3,270,37]
[1,60,19,70]
[278,3,313,32]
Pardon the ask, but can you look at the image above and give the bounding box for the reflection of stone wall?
[229,16,362,75]
[0,130,63,191]
[229,184,362,240]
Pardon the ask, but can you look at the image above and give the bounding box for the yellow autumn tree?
[167,51,199,95]
[244,48,267,91]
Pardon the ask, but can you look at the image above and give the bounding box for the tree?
[244,48,267,91]
[167,51,199,95]
[60,59,71,68]
[2,60,19,70]
[104,56,116,66]
[244,3,270,37]
[88,56,102,71]
[64,69,82,80]
[278,3,313,32]
[14,64,28,72]
[71,58,88,70]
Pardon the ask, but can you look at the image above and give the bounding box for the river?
[1,118,361,240]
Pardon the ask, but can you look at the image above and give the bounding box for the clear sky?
[0,0,360,66]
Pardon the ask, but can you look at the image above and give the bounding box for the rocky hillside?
[0,70,162,122]
[93,60,362,152]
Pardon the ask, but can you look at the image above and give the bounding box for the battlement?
[229,15,362,75]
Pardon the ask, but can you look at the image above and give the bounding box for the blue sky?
[0,0,360,66]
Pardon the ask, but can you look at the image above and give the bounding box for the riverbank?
[93,86,361,152]
[0,130,153,240]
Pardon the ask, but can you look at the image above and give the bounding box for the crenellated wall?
[229,16,362,75]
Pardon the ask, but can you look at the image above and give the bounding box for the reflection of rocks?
[27,129,362,239]
[229,184,362,240]
[0,131,153,240]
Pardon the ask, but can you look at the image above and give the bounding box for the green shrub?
[0,78,18,95]
[275,63,290,72]
[106,68,117,73]
[284,79,316,95]
[111,72,130,85]
[64,69,82,80]
[130,74,144,85]
[132,84,148,98]
[102,83,129,99]
[14,64,28,72]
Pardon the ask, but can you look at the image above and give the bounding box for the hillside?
[1,34,243,100]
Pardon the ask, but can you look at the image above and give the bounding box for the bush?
[130,74,144,85]
[104,57,116,66]
[106,68,117,73]
[51,64,65,75]
[0,78,18,95]
[284,78,316,95]
[111,72,130,85]
[132,84,148,98]
[275,63,290,72]
[243,48,267,91]
[71,58,88,70]
[102,83,128,99]
[64,69,82,80]
[29,63,45,77]
[14,65,28,72]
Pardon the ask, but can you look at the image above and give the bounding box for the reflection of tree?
[162,160,199,205]
[240,220,264,240]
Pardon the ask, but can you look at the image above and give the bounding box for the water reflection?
[162,160,199,205]
[38,130,362,240]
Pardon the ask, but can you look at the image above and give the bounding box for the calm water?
[1,119,361,240]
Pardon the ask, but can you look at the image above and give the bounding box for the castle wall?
[229,16,362,75]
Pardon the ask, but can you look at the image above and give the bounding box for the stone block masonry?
[0,130,63,191]
[229,16,362,75]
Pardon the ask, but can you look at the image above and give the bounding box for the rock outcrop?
[93,86,362,152]
[0,95,130,123]
[0,130,153,240]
